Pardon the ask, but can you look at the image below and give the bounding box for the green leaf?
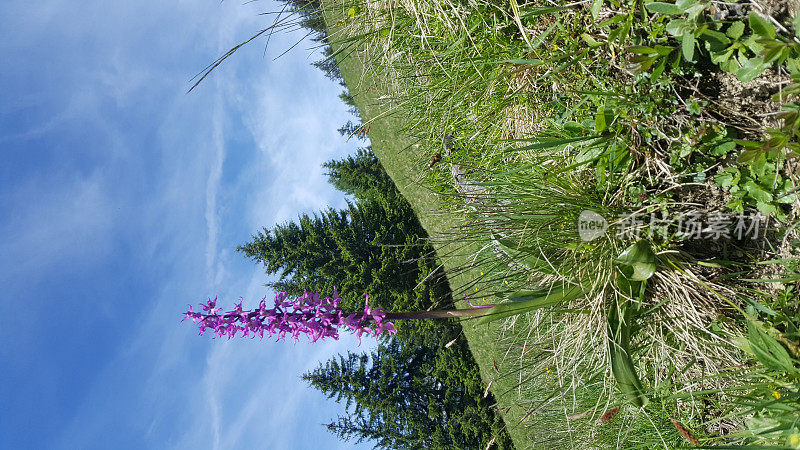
[700,29,731,51]
[686,100,702,115]
[763,44,785,64]
[675,0,698,12]
[737,57,769,82]
[682,33,696,62]
[598,14,628,28]
[575,145,605,165]
[645,2,684,15]
[666,18,691,37]
[727,21,745,39]
[756,201,778,215]
[629,54,658,71]
[788,57,800,75]
[478,285,584,324]
[628,46,657,54]
[710,140,736,156]
[581,33,603,48]
[743,35,766,55]
[616,240,656,281]
[794,14,800,39]
[654,45,674,56]
[749,12,776,40]
[610,341,648,407]
[595,105,615,132]
[777,180,798,203]
[715,167,741,187]
[727,197,745,212]
[590,0,604,20]
[652,57,667,79]
[608,297,648,407]
[748,322,798,373]
[744,180,773,203]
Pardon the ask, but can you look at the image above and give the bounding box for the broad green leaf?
[682,33,696,62]
[645,2,683,15]
[795,14,800,38]
[744,180,773,203]
[590,0,603,20]
[628,46,657,54]
[715,167,741,187]
[683,2,706,19]
[666,18,691,37]
[610,342,648,407]
[756,201,778,216]
[595,105,614,132]
[749,12,776,40]
[608,297,648,407]
[581,33,603,48]
[652,57,667,79]
[700,29,731,51]
[710,140,736,156]
[737,57,769,82]
[743,35,766,55]
[727,197,745,212]
[616,240,656,281]
[727,21,745,39]
[478,285,584,324]
[777,180,798,203]
[575,145,605,165]
[763,44,785,64]
[598,14,628,28]
[686,100,702,115]
[748,322,798,373]
[654,45,674,56]
[629,54,658,72]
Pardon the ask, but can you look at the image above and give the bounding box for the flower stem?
[384,307,489,321]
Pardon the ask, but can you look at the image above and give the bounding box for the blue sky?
[0,1,375,448]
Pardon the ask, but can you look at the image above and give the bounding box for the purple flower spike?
[183,291,397,344]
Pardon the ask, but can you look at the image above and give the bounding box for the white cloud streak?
[206,93,227,291]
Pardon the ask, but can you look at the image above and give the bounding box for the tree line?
[240,1,514,447]
[240,148,513,449]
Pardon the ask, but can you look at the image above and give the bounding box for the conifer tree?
[304,331,514,449]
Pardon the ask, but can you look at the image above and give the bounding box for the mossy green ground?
[321,3,538,446]
[318,0,800,447]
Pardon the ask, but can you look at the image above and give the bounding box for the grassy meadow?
[313,0,800,447]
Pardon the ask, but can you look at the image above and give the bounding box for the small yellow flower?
[545,367,552,374]
[789,433,799,447]
[504,280,508,285]
[480,272,484,276]
[773,391,782,400]
[553,44,559,51]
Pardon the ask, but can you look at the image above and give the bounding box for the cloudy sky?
[0,1,375,448]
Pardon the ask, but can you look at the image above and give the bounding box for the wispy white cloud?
[0,172,113,277]
[205,93,227,291]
